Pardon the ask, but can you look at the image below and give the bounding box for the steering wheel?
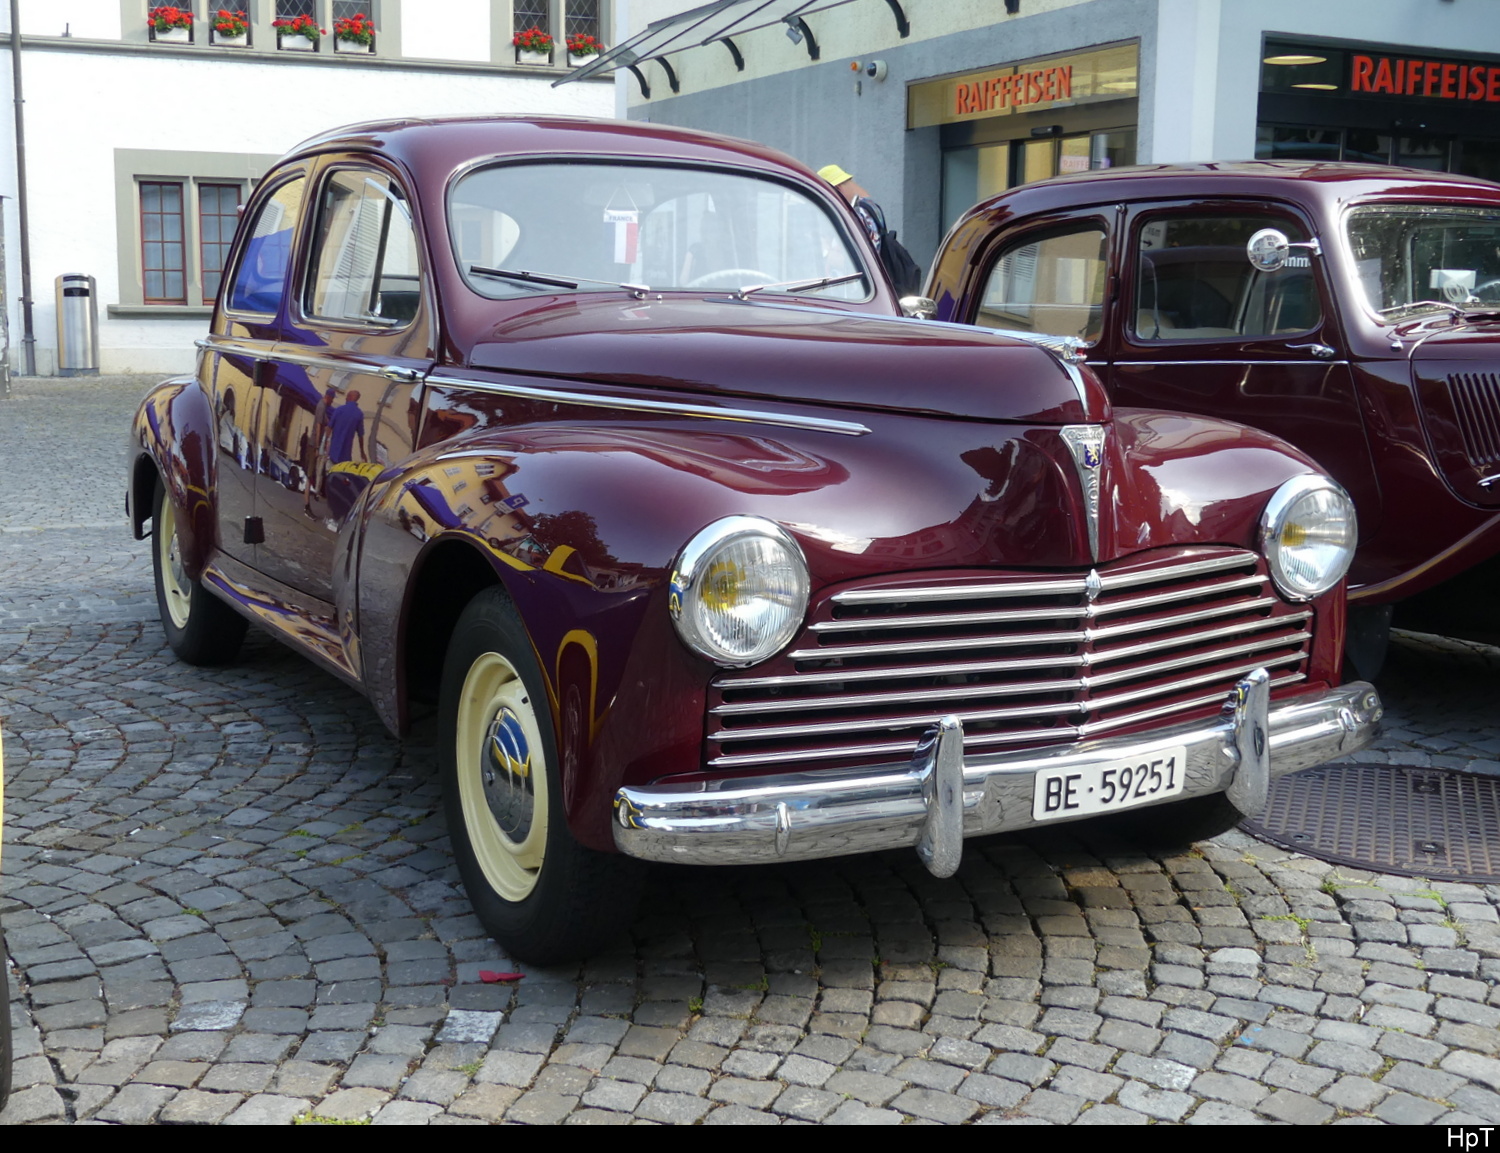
[685,268,777,290]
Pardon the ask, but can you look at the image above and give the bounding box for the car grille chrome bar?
[706,548,1313,771]
[1448,372,1500,468]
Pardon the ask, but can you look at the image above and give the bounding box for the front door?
[1108,203,1384,541]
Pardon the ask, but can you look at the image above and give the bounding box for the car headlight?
[1260,475,1357,601]
[669,516,810,666]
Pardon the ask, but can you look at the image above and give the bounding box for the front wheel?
[153,480,247,666]
[440,588,643,965]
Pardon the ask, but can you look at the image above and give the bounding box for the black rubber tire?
[152,479,247,666]
[1105,792,1247,849]
[0,930,12,1115]
[439,587,644,965]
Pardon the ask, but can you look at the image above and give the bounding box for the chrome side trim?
[424,373,872,437]
[615,681,1383,868]
[1118,359,1350,367]
[197,336,422,381]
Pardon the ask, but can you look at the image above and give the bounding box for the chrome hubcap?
[481,704,536,841]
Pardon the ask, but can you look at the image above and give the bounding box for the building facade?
[2,0,613,375]
[612,0,1500,272]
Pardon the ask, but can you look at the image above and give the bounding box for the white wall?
[0,41,612,374]
[19,0,119,39]
[402,0,492,63]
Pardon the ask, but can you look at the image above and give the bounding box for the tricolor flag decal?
[605,208,639,265]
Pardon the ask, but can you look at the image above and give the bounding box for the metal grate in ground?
[1243,762,1500,883]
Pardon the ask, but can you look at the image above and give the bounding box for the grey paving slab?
[2,375,1500,1126]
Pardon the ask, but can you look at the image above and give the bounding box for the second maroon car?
[928,161,1500,672]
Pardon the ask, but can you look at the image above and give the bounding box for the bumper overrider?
[613,671,1382,877]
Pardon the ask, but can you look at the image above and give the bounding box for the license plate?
[1032,747,1188,822]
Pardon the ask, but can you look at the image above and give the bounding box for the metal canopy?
[555,0,877,90]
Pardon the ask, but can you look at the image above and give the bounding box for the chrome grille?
[1448,373,1500,469]
[707,549,1311,771]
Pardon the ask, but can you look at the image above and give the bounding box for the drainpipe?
[10,0,34,377]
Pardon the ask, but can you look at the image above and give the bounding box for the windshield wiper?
[737,272,865,300]
[1377,299,1466,320]
[469,265,650,298]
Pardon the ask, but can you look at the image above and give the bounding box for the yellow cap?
[817,164,854,187]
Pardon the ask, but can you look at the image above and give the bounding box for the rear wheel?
[440,588,643,965]
[153,480,246,666]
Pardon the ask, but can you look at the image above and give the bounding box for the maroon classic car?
[927,162,1500,674]
[128,119,1381,962]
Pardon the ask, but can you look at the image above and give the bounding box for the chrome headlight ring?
[669,516,810,667]
[1260,474,1357,601]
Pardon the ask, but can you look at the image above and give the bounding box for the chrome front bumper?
[613,674,1383,875]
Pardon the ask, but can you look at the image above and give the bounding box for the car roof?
[964,160,1500,221]
[283,114,819,183]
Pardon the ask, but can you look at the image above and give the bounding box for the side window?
[307,170,423,326]
[1134,214,1323,341]
[227,177,306,315]
[975,226,1108,342]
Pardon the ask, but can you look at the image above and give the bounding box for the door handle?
[379,365,423,383]
[1287,342,1336,360]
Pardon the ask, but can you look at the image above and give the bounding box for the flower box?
[213,30,247,47]
[279,33,317,51]
[569,52,596,67]
[335,38,372,53]
[153,26,190,43]
[518,49,551,66]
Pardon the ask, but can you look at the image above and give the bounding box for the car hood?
[1405,316,1500,362]
[466,297,1106,425]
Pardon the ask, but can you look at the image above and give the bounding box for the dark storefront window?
[1257,37,1500,179]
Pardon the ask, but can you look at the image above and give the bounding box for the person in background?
[817,164,923,297]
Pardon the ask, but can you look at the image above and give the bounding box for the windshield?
[1346,204,1500,316]
[450,161,869,300]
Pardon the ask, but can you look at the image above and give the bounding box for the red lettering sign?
[950,62,1080,117]
[1346,53,1500,102]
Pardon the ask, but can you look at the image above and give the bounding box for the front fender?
[129,375,217,580]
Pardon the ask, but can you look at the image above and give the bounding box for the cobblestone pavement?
[2,375,1500,1126]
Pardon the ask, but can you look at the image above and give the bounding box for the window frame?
[965,217,1113,345]
[494,0,610,67]
[139,180,189,305]
[299,162,428,333]
[1124,204,1328,347]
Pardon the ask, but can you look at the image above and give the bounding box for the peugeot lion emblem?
[1060,425,1106,562]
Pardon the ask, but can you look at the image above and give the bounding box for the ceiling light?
[1264,53,1327,65]
[1293,83,1339,90]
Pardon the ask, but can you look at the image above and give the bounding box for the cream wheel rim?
[455,650,547,903]
[157,497,192,630]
